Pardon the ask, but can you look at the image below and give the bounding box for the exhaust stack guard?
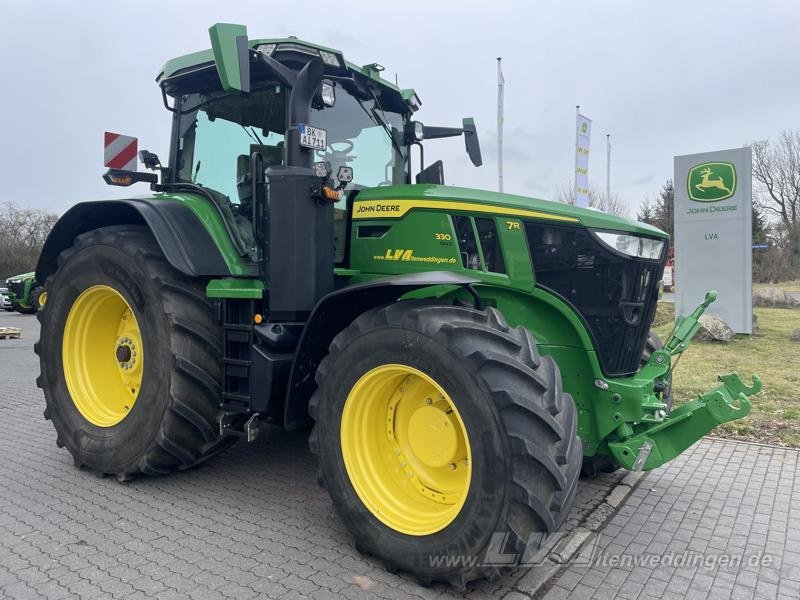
[608,291,761,471]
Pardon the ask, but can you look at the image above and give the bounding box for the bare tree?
[554,181,630,217]
[637,179,674,239]
[0,202,58,279]
[750,131,800,230]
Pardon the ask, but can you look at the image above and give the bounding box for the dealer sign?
[674,148,753,334]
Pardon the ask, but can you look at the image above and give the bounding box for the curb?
[509,470,648,599]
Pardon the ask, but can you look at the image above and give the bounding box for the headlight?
[593,230,665,260]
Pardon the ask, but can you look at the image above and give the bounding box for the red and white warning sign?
[104,132,138,171]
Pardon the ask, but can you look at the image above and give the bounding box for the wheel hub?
[405,405,458,467]
[115,336,139,370]
[340,364,472,536]
[62,285,144,427]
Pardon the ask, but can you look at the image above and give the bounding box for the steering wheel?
[318,140,356,166]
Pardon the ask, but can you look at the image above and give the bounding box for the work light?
[255,43,276,56]
[314,161,332,179]
[321,82,336,107]
[319,50,341,67]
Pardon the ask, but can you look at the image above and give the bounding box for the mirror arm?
[421,125,464,140]
[413,141,424,174]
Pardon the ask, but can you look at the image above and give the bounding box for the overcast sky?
[1,0,798,217]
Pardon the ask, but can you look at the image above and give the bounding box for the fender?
[36,199,237,283]
[283,271,480,431]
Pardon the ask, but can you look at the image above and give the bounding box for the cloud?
[1,0,798,216]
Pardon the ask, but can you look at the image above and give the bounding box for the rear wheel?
[309,300,582,586]
[37,225,234,480]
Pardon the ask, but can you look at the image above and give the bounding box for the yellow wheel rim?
[38,292,47,306]
[340,364,472,536]
[62,285,144,427]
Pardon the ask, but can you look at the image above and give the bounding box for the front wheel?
[309,300,582,586]
[12,299,36,314]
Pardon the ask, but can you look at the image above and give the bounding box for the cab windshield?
[174,81,407,202]
[310,84,407,189]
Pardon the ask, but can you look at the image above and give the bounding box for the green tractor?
[6,271,45,314]
[35,24,760,585]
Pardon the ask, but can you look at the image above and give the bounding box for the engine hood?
[355,184,668,239]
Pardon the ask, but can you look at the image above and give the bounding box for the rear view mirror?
[462,118,482,167]
[209,23,251,93]
[416,160,444,185]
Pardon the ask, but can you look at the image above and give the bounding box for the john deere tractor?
[35,24,760,585]
[6,272,44,313]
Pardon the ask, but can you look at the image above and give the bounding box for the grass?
[753,279,800,292]
[653,304,800,447]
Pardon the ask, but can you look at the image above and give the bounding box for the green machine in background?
[33,23,760,586]
[5,272,44,314]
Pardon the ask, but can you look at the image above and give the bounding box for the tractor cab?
[150,29,479,268]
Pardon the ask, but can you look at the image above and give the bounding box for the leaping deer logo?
[695,167,732,195]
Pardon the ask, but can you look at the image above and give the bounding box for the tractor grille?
[7,280,24,299]
[525,222,665,377]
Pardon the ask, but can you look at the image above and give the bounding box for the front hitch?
[609,373,760,470]
[607,291,762,471]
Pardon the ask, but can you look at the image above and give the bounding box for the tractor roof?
[157,37,420,113]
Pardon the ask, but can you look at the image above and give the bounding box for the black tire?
[581,330,674,478]
[36,225,234,480]
[13,300,36,314]
[308,299,582,586]
[30,286,45,313]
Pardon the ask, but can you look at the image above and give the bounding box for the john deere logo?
[687,162,736,202]
[581,122,588,134]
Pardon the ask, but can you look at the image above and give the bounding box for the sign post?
[674,148,753,333]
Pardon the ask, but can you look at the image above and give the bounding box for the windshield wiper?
[241,125,264,145]
[355,92,404,159]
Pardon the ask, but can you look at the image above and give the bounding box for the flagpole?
[574,105,579,204]
[497,57,504,193]
[606,134,611,212]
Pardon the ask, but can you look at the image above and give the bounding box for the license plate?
[299,124,327,151]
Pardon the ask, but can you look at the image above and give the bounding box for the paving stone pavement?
[541,437,800,600]
[0,312,624,599]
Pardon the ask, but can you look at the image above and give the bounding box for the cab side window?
[475,218,506,274]
[453,216,507,274]
[453,216,480,270]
